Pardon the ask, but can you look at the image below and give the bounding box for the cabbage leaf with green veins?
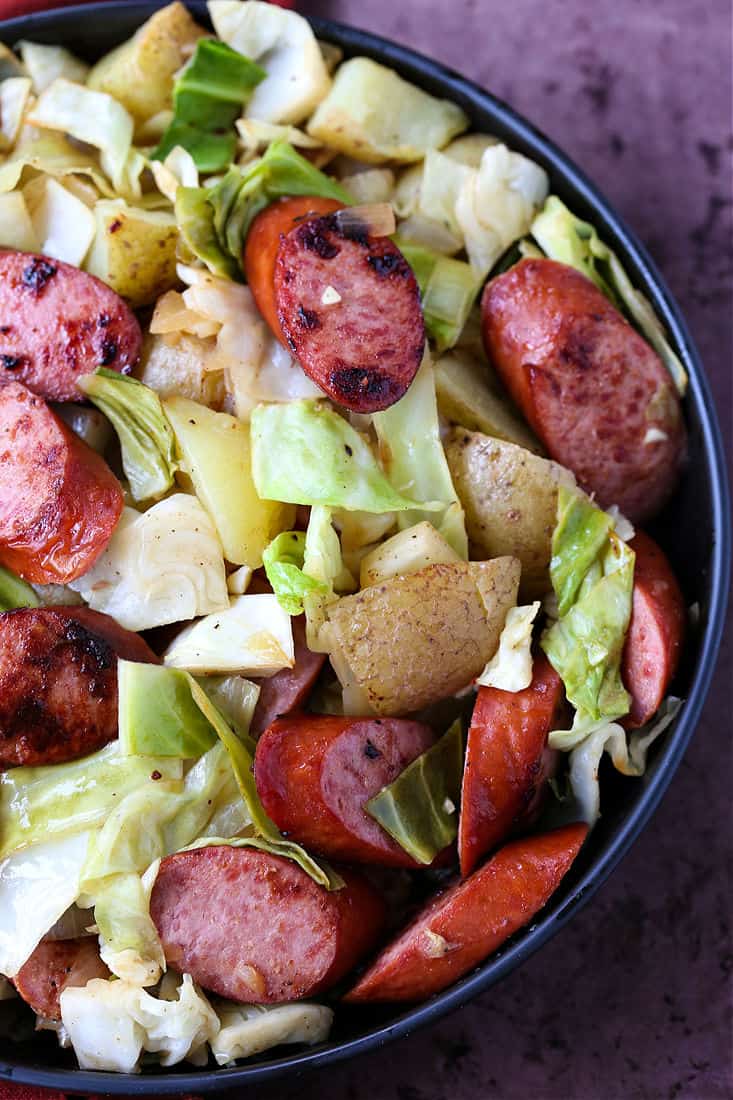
[263,530,328,616]
[78,368,177,503]
[541,486,635,723]
[251,400,439,514]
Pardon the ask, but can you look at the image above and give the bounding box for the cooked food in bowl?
[0,0,689,1075]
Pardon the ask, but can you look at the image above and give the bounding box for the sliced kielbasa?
[254,714,439,867]
[458,653,564,877]
[0,379,123,584]
[0,606,158,768]
[274,212,425,412]
[0,251,141,402]
[344,822,588,1003]
[12,938,108,1021]
[481,258,685,522]
[244,195,344,343]
[150,845,386,1003]
[622,530,686,728]
[250,616,326,737]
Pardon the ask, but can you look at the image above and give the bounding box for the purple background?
[257,2,732,1098]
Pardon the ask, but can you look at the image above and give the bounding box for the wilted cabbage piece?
[210,0,331,124]
[22,175,95,267]
[0,77,32,151]
[396,238,481,351]
[0,563,39,612]
[85,199,179,308]
[0,191,36,251]
[476,602,541,692]
[0,126,115,197]
[69,496,229,631]
[164,396,294,568]
[119,661,218,758]
[211,1002,333,1066]
[163,594,294,676]
[263,530,328,616]
[445,428,575,599]
[307,57,467,162]
[327,558,520,715]
[78,368,177,503]
[434,348,543,453]
[366,719,464,864]
[87,2,207,124]
[530,195,688,394]
[18,41,89,93]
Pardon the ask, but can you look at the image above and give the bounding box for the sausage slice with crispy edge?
[150,845,386,1003]
[344,823,588,1003]
[481,258,685,522]
[0,606,159,769]
[12,938,108,1021]
[0,251,141,402]
[254,713,441,867]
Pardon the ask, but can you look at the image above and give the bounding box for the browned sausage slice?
[0,379,123,584]
[250,616,326,737]
[458,653,564,876]
[12,938,108,1020]
[0,251,141,402]
[481,258,685,522]
[0,606,159,768]
[254,714,439,867]
[344,822,588,1003]
[622,530,686,728]
[150,845,386,1003]
[274,214,425,412]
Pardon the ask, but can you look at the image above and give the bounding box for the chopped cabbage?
[164,594,294,675]
[418,148,473,239]
[0,742,181,860]
[530,195,687,394]
[211,1002,333,1066]
[200,675,260,741]
[442,132,498,167]
[307,57,467,163]
[20,175,95,266]
[251,400,436,514]
[0,832,90,978]
[227,565,253,595]
[60,974,219,1072]
[26,78,136,196]
[0,77,32,150]
[68,496,229,631]
[396,239,481,350]
[93,873,165,987]
[210,0,331,124]
[0,563,39,612]
[455,143,549,274]
[0,191,38,251]
[301,505,353,650]
[119,661,218,759]
[339,167,395,205]
[150,145,199,204]
[263,530,328,615]
[236,117,321,160]
[0,126,115,197]
[78,369,177,502]
[372,358,468,557]
[477,602,541,692]
[18,41,89,93]
[164,395,294,568]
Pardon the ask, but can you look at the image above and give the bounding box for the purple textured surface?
[254,2,732,1099]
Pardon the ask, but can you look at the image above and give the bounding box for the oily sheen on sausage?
[0,379,123,583]
[458,653,564,876]
[481,258,685,522]
[622,530,686,728]
[0,251,141,402]
[0,606,158,768]
[150,845,386,1003]
[255,714,439,867]
[12,938,108,1021]
[274,212,425,412]
[344,823,588,1002]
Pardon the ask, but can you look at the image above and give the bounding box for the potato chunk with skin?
[445,429,575,599]
[85,200,179,308]
[327,558,520,716]
[87,2,206,123]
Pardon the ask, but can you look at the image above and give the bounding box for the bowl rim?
[0,2,730,1093]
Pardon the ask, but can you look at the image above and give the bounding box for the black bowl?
[0,2,729,1093]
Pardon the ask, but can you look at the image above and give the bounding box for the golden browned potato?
[445,428,575,599]
[85,200,179,309]
[435,350,543,453]
[326,558,520,716]
[136,332,227,410]
[87,2,206,124]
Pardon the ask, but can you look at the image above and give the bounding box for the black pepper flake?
[364,739,381,759]
[344,444,353,456]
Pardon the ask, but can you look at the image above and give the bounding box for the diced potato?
[307,57,467,164]
[445,428,575,599]
[435,350,543,453]
[326,558,520,716]
[360,521,460,588]
[85,199,179,308]
[0,191,37,251]
[87,2,206,123]
[137,332,227,410]
[163,395,295,568]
